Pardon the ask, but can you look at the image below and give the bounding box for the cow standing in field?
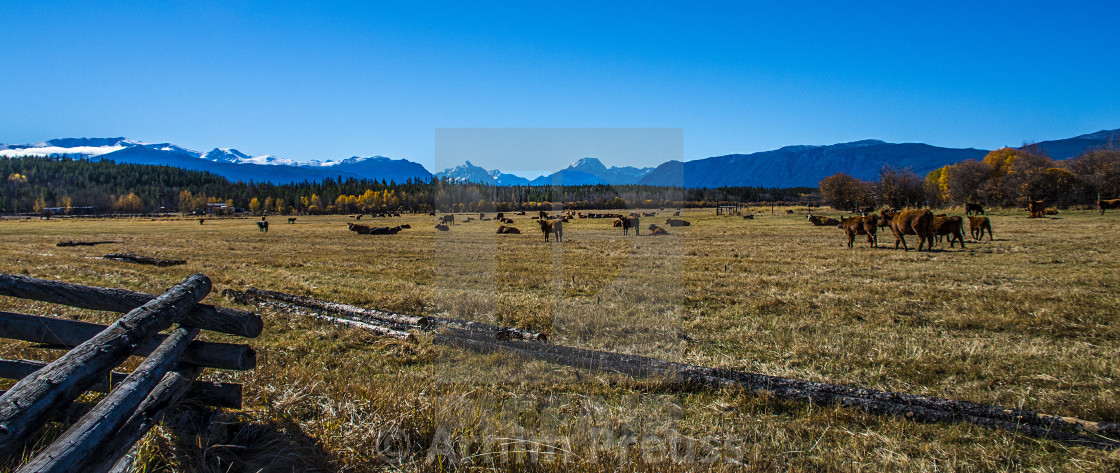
[538,219,563,242]
[256,220,269,232]
[885,209,935,252]
[968,216,993,241]
[1098,198,1120,215]
[838,215,879,248]
[965,203,984,216]
[198,218,205,225]
[616,217,640,235]
[932,215,966,249]
[1028,200,1046,218]
[288,217,297,224]
[439,214,455,225]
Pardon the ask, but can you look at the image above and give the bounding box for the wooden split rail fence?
[0,273,262,472]
[226,287,1120,451]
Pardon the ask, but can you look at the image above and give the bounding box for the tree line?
[818,147,1120,211]
[1,155,814,216]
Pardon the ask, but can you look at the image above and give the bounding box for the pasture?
[1,208,1119,471]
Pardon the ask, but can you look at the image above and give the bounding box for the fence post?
[0,274,210,462]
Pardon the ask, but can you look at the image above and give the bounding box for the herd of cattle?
[241,197,1119,251]
[812,208,994,252]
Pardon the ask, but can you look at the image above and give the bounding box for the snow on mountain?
[435,161,532,185]
[0,137,138,158]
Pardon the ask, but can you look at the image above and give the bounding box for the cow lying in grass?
[932,215,965,248]
[496,225,520,234]
[347,223,371,233]
[969,216,993,241]
[838,215,878,248]
[665,218,690,227]
[288,217,297,224]
[882,209,935,251]
[647,224,668,235]
[808,214,839,226]
[434,224,450,231]
[538,219,563,242]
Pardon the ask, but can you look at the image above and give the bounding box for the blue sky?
[2,1,1118,176]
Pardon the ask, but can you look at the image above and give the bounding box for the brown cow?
[965,202,984,216]
[538,219,563,242]
[665,218,690,227]
[347,222,371,234]
[1028,200,1045,218]
[808,214,839,226]
[497,225,520,234]
[1099,199,1120,215]
[434,224,450,231]
[888,209,935,252]
[968,216,993,241]
[198,218,205,225]
[838,215,878,248]
[932,215,966,249]
[647,224,668,235]
[616,216,640,235]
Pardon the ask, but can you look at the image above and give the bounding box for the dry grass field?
[2,207,1119,472]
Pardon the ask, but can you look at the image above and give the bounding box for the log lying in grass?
[433,329,1120,450]
[0,358,241,409]
[222,289,410,340]
[55,239,119,247]
[102,253,186,267]
[233,286,546,341]
[242,286,426,328]
[0,311,256,371]
[0,274,211,461]
[0,273,263,338]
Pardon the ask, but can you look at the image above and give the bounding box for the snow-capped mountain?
[530,157,653,186]
[435,161,532,185]
[0,137,137,158]
[0,138,432,184]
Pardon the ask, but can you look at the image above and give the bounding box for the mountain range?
[2,129,1116,188]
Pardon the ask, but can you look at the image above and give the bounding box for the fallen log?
[56,240,120,247]
[102,253,186,267]
[233,286,546,341]
[222,290,410,340]
[0,273,263,338]
[18,326,202,473]
[432,329,1120,450]
[0,358,241,409]
[242,287,426,327]
[0,274,211,462]
[0,311,255,370]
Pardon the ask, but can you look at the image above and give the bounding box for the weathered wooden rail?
[0,273,261,472]
[227,286,1120,451]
